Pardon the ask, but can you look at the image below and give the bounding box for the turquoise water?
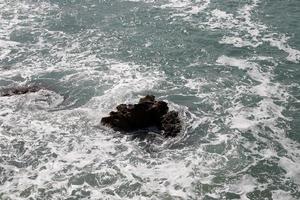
[0,0,300,199]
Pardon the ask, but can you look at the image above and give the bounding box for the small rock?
[0,86,41,97]
[101,95,181,137]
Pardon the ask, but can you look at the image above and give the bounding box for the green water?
[0,0,299,199]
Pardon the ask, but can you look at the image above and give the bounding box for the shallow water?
[0,0,300,199]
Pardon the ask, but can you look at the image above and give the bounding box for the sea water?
[0,0,299,199]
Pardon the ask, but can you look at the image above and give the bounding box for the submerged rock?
[161,111,182,137]
[0,86,41,97]
[101,95,181,137]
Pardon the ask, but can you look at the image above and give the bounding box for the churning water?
[0,0,300,199]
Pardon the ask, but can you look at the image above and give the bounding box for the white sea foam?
[212,49,300,198]
[202,0,267,48]
[220,36,263,48]
[263,35,300,63]
[272,190,297,200]
[216,55,289,129]
[278,157,300,185]
[203,0,300,64]
[216,55,252,70]
[160,0,210,16]
[226,175,257,200]
[0,2,181,198]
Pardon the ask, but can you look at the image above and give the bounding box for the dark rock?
[101,95,181,137]
[161,111,182,137]
[0,86,41,97]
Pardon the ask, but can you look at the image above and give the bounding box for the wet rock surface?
[0,86,41,97]
[101,95,181,137]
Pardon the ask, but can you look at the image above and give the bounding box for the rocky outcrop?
[0,86,41,97]
[101,95,181,137]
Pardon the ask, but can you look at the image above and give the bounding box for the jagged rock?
[0,86,41,97]
[101,95,181,137]
[161,111,182,137]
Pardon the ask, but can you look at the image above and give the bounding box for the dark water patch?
[248,159,286,183]
[9,28,40,43]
